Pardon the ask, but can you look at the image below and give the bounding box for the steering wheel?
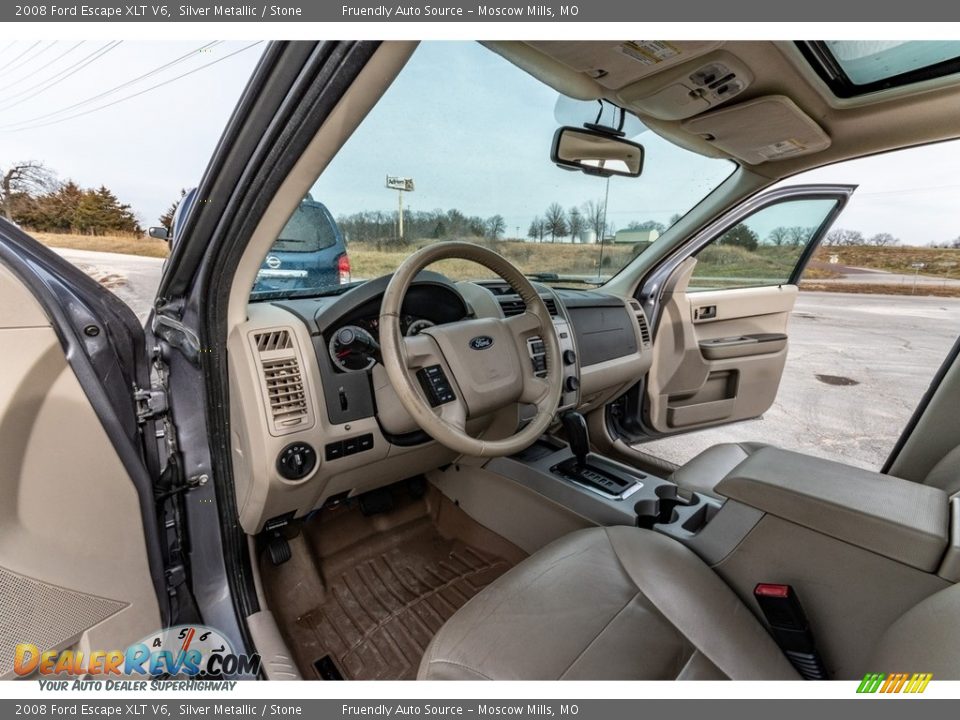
[379,242,564,457]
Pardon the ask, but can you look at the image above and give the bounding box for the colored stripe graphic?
[857,672,932,693]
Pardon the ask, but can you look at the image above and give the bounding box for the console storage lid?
[715,447,949,572]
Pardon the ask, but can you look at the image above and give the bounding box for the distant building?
[614,229,660,244]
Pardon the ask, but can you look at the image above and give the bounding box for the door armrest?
[699,333,787,360]
[715,447,949,571]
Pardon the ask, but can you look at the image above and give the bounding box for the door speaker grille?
[0,566,126,678]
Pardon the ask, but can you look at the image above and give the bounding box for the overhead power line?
[0,41,41,74]
[2,40,58,77]
[3,41,223,128]
[0,41,84,94]
[0,41,121,113]
[7,41,263,133]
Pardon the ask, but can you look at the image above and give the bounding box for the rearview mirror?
[551,126,644,178]
[148,226,169,241]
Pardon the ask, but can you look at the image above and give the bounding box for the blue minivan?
[159,188,350,295]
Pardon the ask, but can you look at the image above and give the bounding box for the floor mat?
[296,518,511,680]
[261,488,524,681]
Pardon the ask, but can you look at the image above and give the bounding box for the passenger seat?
[670,442,960,498]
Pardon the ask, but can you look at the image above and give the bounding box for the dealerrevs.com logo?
[14,625,260,679]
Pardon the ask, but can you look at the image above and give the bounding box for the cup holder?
[635,484,697,529]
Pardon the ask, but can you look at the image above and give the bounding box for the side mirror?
[551,126,644,178]
[148,226,169,241]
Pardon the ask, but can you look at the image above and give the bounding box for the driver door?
[0,224,163,678]
[630,185,854,437]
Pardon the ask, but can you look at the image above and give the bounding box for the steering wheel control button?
[277,442,317,480]
[526,336,549,378]
[563,349,577,365]
[418,365,456,407]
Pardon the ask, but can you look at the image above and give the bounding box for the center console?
[487,411,734,551]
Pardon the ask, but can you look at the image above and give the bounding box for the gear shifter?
[556,411,639,498]
[561,411,590,468]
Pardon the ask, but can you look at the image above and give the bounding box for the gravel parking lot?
[52,247,960,472]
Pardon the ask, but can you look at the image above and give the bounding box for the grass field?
[811,245,960,278]
[29,230,960,297]
[32,231,170,258]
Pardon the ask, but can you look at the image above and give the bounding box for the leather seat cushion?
[669,442,767,498]
[417,526,798,680]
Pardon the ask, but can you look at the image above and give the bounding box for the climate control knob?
[563,349,577,366]
[565,376,580,392]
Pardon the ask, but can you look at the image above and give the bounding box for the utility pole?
[596,175,611,279]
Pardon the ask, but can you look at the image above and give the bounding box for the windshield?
[251,41,734,300]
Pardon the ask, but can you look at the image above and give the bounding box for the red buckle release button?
[754,583,790,598]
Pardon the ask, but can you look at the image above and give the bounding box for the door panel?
[646,257,797,432]
[0,263,160,678]
[630,185,855,439]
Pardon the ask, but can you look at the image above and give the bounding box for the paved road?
[52,247,164,321]
[53,247,960,472]
[639,292,960,470]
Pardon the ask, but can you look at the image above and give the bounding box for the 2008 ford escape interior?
[224,41,960,681]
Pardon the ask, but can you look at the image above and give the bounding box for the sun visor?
[681,95,831,164]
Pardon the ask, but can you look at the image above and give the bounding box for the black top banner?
[2,0,958,21]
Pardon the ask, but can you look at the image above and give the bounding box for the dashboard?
[228,271,653,534]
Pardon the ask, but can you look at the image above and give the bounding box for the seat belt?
[754,583,828,680]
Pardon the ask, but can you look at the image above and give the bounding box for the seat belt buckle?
[754,583,828,680]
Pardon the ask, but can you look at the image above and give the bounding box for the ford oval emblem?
[469,335,494,350]
[265,255,281,269]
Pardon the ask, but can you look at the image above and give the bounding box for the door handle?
[694,305,716,320]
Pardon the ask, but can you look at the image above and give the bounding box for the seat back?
[923,445,960,496]
[867,581,960,678]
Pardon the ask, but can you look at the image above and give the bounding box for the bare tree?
[582,200,606,239]
[543,203,568,243]
[786,226,814,246]
[485,214,506,240]
[767,226,791,246]
[868,232,900,247]
[527,217,544,243]
[0,160,56,220]
[824,228,865,246]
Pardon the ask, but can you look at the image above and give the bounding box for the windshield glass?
[251,41,734,300]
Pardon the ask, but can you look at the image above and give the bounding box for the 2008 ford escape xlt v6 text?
[2,40,959,681]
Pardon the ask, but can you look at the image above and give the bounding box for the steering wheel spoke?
[504,310,540,338]
[401,333,438,369]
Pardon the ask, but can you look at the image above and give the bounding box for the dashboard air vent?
[256,329,292,352]
[498,296,559,318]
[630,300,652,348]
[252,329,313,435]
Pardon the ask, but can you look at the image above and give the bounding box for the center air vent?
[498,296,559,318]
[252,328,314,436]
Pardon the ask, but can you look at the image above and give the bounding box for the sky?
[2,39,960,246]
